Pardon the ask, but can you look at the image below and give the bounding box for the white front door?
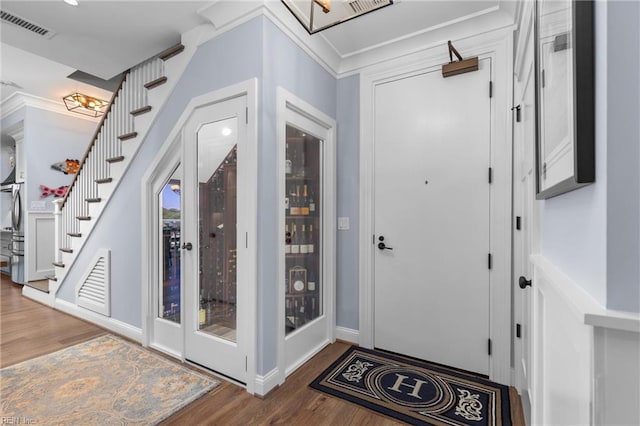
[373,59,492,375]
[183,96,249,383]
[513,36,536,420]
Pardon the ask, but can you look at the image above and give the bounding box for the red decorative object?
[40,185,69,198]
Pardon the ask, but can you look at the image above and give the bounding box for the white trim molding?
[358,28,514,385]
[54,298,143,343]
[254,367,280,397]
[335,326,359,344]
[0,91,100,121]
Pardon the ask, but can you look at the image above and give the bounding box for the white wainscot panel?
[27,212,54,281]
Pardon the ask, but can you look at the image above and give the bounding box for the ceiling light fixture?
[62,92,108,118]
[281,0,393,35]
[63,0,79,6]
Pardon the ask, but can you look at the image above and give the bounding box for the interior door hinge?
[514,104,522,122]
[246,107,248,124]
[516,216,521,230]
[488,253,493,270]
[488,338,492,356]
[488,167,493,184]
[516,323,522,339]
[489,81,493,98]
[245,356,248,371]
[373,234,375,245]
[246,232,248,248]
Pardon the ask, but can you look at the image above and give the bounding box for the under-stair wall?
[53,16,264,332]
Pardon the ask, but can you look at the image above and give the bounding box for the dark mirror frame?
[535,0,595,199]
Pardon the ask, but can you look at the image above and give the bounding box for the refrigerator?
[10,183,25,284]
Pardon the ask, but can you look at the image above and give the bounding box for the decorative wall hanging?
[535,0,595,199]
[40,185,69,198]
[51,159,80,175]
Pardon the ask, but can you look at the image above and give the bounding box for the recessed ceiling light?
[63,0,79,6]
[221,127,232,136]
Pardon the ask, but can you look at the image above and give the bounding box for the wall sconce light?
[281,0,394,34]
[63,92,108,118]
[170,184,180,194]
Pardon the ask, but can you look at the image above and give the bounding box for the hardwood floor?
[0,275,524,425]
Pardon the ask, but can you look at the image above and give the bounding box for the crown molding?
[1,91,100,122]
[196,1,516,79]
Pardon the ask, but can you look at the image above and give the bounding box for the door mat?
[310,346,512,425]
[1,334,219,425]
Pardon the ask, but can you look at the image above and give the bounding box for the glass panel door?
[284,125,322,334]
[159,165,182,323]
[197,118,238,342]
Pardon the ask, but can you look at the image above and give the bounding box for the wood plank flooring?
[0,275,524,425]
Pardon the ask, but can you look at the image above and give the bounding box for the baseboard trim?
[254,367,280,397]
[335,326,359,344]
[54,298,142,343]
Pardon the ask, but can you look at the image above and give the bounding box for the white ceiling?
[0,0,515,106]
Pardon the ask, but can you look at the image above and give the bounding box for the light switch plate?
[338,217,350,230]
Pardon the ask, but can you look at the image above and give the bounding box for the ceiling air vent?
[348,0,387,14]
[0,10,56,39]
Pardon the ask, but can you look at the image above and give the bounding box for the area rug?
[0,334,219,425]
[310,346,512,425]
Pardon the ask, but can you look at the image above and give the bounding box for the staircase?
[22,43,191,306]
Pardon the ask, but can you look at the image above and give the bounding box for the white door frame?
[276,87,337,383]
[141,79,258,394]
[358,31,514,385]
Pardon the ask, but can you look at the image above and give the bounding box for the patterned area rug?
[1,335,219,425]
[310,346,512,425]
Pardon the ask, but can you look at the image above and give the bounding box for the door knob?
[182,242,193,251]
[518,276,532,289]
[377,242,393,251]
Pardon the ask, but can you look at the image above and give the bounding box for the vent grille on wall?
[0,10,56,39]
[76,249,111,316]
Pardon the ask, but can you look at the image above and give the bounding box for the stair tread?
[106,156,125,163]
[85,198,102,203]
[60,248,73,253]
[118,132,138,141]
[144,76,167,90]
[96,178,113,184]
[24,282,50,294]
[53,262,65,268]
[131,105,152,116]
[77,216,91,221]
[46,274,58,282]
[159,44,185,61]
[68,232,82,237]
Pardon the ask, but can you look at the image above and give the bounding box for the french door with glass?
[153,95,249,384]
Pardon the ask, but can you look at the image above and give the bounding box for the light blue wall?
[605,0,640,312]
[336,75,359,330]
[259,18,337,373]
[539,1,640,313]
[23,108,97,212]
[58,18,264,327]
[539,1,608,306]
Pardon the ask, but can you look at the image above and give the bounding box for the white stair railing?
[55,56,165,270]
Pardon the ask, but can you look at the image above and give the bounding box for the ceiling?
[0,0,514,107]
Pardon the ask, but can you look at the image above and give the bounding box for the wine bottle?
[300,224,308,254]
[199,294,206,326]
[285,223,291,254]
[307,224,314,254]
[285,143,292,175]
[309,186,316,213]
[291,224,300,254]
[307,269,316,291]
[290,186,300,215]
[301,185,310,216]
